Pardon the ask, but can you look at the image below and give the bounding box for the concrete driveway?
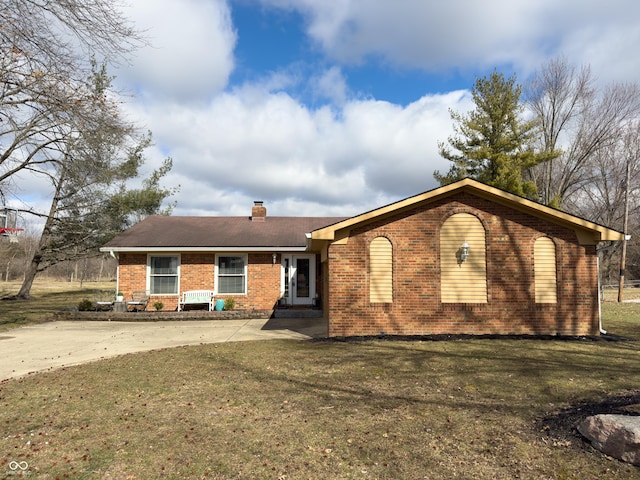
[0,317,326,381]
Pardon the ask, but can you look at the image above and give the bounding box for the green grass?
[1,284,640,478]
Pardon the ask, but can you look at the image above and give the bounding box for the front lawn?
[1,297,640,478]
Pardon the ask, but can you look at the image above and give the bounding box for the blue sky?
[16,0,640,222]
[230,2,476,106]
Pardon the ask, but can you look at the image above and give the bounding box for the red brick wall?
[327,192,600,337]
[246,253,281,310]
[117,253,147,300]
[117,252,282,311]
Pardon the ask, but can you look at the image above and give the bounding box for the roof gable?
[311,178,624,245]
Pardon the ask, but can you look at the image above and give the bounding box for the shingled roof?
[102,215,347,252]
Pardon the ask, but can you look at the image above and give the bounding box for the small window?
[370,237,392,303]
[217,255,247,294]
[149,255,179,294]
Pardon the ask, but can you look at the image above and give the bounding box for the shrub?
[78,299,94,311]
[224,297,235,310]
[153,301,164,311]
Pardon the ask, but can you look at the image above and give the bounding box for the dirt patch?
[538,390,640,444]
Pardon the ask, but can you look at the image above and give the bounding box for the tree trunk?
[618,156,631,302]
[17,254,41,298]
[98,256,104,281]
[16,163,67,299]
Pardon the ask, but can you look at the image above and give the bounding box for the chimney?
[251,201,266,222]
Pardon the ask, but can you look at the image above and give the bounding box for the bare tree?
[0,2,177,298]
[0,0,144,195]
[16,112,175,298]
[0,0,140,68]
[525,57,640,208]
[567,121,640,285]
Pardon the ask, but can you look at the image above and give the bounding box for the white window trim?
[215,253,248,295]
[146,254,181,296]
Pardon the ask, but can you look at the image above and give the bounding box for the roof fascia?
[99,246,309,253]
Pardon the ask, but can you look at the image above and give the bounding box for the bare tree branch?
[525,56,640,207]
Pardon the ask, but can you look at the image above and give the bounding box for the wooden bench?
[178,290,215,311]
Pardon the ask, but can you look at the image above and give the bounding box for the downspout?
[110,250,120,296]
[597,256,606,335]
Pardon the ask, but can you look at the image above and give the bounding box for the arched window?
[370,237,393,303]
[440,213,487,303]
[534,237,557,303]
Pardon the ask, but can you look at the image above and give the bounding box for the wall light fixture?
[460,242,470,262]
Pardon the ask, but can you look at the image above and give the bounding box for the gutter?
[99,246,309,253]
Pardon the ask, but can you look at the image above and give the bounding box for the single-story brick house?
[102,178,624,337]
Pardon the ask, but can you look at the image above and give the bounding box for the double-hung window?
[217,255,247,294]
[148,255,179,294]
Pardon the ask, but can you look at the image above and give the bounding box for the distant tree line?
[0,229,116,284]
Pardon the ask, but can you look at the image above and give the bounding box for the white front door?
[282,254,315,305]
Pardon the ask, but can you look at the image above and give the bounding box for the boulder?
[578,414,640,465]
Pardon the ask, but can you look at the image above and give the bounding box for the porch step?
[273,308,323,318]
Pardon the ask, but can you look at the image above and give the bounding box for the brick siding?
[117,252,282,311]
[326,192,600,337]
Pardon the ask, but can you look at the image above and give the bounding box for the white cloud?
[338,92,472,196]
[258,0,541,69]
[258,0,640,84]
[115,0,236,102]
[127,86,472,217]
[557,19,640,86]
[310,66,348,105]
